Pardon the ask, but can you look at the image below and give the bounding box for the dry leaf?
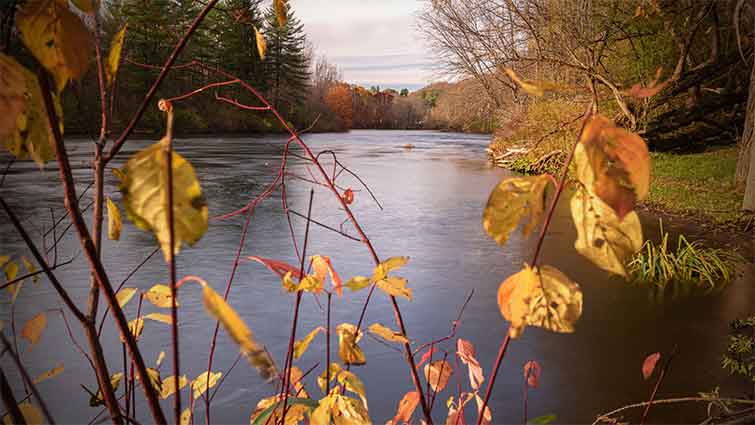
[368,323,409,344]
[336,323,366,366]
[483,175,551,246]
[21,312,46,347]
[424,360,453,393]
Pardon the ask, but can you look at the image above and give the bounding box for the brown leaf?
[574,115,650,219]
[390,391,420,425]
[424,359,453,393]
[457,339,484,390]
[21,312,46,347]
[642,352,661,380]
[336,323,366,365]
[523,360,541,388]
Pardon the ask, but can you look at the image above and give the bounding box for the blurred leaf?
[2,402,43,425]
[180,408,192,425]
[344,276,371,292]
[424,360,453,393]
[368,323,408,344]
[156,351,166,367]
[0,256,9,267]
[273,0,287,27]
[342,187,354,205]
[571,189,642,277]
[498,265,583,338]
[90,373,123,407]
[115,287,137,308]
[106,25,127,86]
[643,352,661,380]
[106,197,122,240]
[4,261,21,301]
[144,313,173,324]
[503,67,544,97]
[255,27,266,60]
[191,371,222,400]
[293,326,324,359]
[251,396,317,425]
[32,362,64,384]
[139,367,162,394]
[160,375,188,399]
[524,360,541,388]
[144,284,176,308]
[21,312,46,347]
[290,366,308,398]
[528,414,557,425]
[573,115,650,219]
[337,370,368,408]
[115,138,208,261]
[202,282,275,379]
[311,255,343,296]
[16,0,92,91]
[623,68,670,99]
[21,256,38,284]
[317,362,342,394]
[483,175,551,247]
[388,391,420,425]
[121,317,144,342]
[457,338,484,390]
[376,276,412,301]
[336,323,366,366]
[0,53,26,139]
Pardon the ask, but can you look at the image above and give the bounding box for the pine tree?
[262,4,310,117]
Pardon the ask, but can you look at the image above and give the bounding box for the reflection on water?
[1,130,753,424]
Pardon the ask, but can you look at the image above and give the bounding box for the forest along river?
[1,129,753,424]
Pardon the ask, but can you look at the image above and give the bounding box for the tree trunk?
[739,58,755,210]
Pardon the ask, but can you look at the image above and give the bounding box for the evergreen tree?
[215,0,265,85]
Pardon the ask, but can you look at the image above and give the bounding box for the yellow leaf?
[0,256,9,267]
[192,370,222,400]
[571,189,643,277]
[368,323,408,344]
[32,362,64,384]
[372,256,409,281]
[0,54,58,166]
[120,317,144,342]
[317,362,342,393]
[161,374,188,399]
[16,0,93,92]
[251,394,311,425]
[90,373,123,407]
[255,27,266,61]
[311,255,343,296]
[336,323,366,366]
[139,367,162,394]
[21,312,46,347]
[282,271,322,293]
[336,370,368,408]
[424,360,453,393]
[180,408,192,425]
[504,68,544,97]
[311,393,371,425]
[115,138,208,262]
[144,312,173,324]
[106,196,122,240]
[293,326,324,359]
[4,261,21,302]
[344,276,371,292]
[202,283,275,379]
[115,287,137,308]
[290,366,309,398]
[376,276,412,301]
[106,25,127,86]
[498,265,583,338]
[573,115,650,219]
[156,351,165,367]
[475,393,492,425]
[21,256,38,284]
[2,402,43,425]
[144,284,177,308]
[274,0,288,27]
[483,175,551,246]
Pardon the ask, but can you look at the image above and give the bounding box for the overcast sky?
[289,0,436,91]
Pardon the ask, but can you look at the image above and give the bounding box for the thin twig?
[0,333,55,424]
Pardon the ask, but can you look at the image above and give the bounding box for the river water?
[1,130,753,424]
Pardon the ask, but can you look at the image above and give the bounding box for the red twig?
[0,333,55,424]
[214,94,270,111]
[165,79,241,103]
[641,345,678,425]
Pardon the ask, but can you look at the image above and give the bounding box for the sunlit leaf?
[445,393,473,425]
[483,175,551,246]
[161,374,188,399]
[156,351,166,367]
[336,323,366,366]
[180,408,192,425]
[282,271,322,293]
[424,360,453,393]
[290,366,309,398]
[311,255,343,296]
[573,115,650,219]
[372,256,409,281]
[376,276,412,301]
[106,25,127,86]
[115,287,137,308]
[251,395,317,425]
[368,323,408,344]
[336,370,368,408]
[2,402,43,425]
[570,189,643,277]
[21,256,38,284]
[475,393,492,425]
[32,362,64,384]
[21,312,46,347]
[503,67,544,96]
[498,265,583,338]
[115,138,208,261]
[191,371,222,400]
[144,284,177,308]
[4,261,21,301]
[273,0,288,27]
[144,312,173,324]
[317,362,343,394]
[16,0,93,92]
[138,367,162,394]
[293,326,324,359]
[255,27,266,61]
[457,339,483,390]
[311,393,371,425]
[202,282,275,379]
[523,360,541,388]
[106,196,122,240]
[642,352,661,380]
[345,276,371,292]
[0,53,58,166]
[90,373,123,407]
[121,316,144,342]
[388,391,420,425]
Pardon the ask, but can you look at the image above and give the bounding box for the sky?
[289,0,437,91]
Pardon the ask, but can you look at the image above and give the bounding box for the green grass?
[647,147,745,224]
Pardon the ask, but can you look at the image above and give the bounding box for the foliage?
[722,316,755,386]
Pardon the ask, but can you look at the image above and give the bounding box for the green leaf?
[106,25,127,86]
[483,175,551,246]
[528,414,557,425]
[107,196,122,240]
[571,189,643,277]
[16,0,93,92]
[115,138,208,262]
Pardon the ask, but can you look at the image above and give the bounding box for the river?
[1,130,753,424]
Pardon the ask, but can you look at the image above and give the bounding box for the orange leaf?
[342,188,354,205]
[523,360,541,388]
[389,391,420,425]
[311,255,343,296]
[642,352,661,380]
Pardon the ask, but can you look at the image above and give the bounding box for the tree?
[324,84,353,128]
[400,88,409,97]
